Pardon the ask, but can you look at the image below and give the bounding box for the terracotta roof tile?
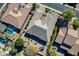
[1,4,31,29]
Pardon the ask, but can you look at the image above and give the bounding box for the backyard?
[47,22,59,56]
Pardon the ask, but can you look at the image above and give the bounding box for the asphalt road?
[0,3,4,9]
[42,3,79,18]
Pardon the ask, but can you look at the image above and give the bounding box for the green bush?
[72,20,79,30]
[47,47,58,56]
[32,3,36,10]
[45,8,51,13]
[15,38,24,47]
[63,9,76,21]
[15,38,24,52]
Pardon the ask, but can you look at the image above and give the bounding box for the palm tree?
[62,9,76,40]
[32,3,36,10]
[63,9,76,22]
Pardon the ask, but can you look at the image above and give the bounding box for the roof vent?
[13,8,19,14]
[9,8,22,17]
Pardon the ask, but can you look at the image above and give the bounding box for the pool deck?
[21,34,47,55]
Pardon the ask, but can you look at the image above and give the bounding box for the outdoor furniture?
[0,23,6,33]
[39,46,45,51]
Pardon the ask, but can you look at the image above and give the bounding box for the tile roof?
[55,28,67,44]
[63,34,76,47]
[26,10,59,42]
[27,25,48,42]
[55,34,64,44]
[55,24,79,55]
[68,28,79,38]
[63,28,79,55]
[68,42,79,55]
[1,3,31,29]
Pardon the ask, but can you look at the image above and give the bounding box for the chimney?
[41,14,47,20]
[41,14,47,25]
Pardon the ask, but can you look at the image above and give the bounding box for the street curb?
[0,3,7,12]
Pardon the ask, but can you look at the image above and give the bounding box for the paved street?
[42,3,79,18]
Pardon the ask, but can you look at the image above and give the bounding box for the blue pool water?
[0,37,8,44]
[8,25,20,33]
[5,28,15,36]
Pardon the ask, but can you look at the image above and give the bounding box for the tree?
[47,26,59,55]
[15,38,24,52]
[63,9,76,21]
[32,3,36,10]
[62,9,76,41]
[72,19,79,30]
[15,38,24,47]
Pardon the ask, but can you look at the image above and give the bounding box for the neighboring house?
[63,28,79,55]
[55,17,68,45]
[25,9,59,45]
[55,27,79,55]
[1,3,31,30]
[55,28,67,45]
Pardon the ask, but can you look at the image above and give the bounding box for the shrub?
[32,3,36,10]
[63,9,76,21]
[15,38,24,47]
[15,38,24,52]
[47,47,58,56]
[72,20,79,30]
[45,8,51,13]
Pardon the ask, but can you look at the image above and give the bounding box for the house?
[63,28,79,55]
[25,9,59,45]
[55,16,68,45]
[55,28,67,45]
[68,39,79,55]
[1,3,31,30]
[55,27,79,55]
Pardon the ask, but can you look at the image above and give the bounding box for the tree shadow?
[56,18,68,28]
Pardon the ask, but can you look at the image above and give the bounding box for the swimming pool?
[0,37,8,44]
[5,28,15,36]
